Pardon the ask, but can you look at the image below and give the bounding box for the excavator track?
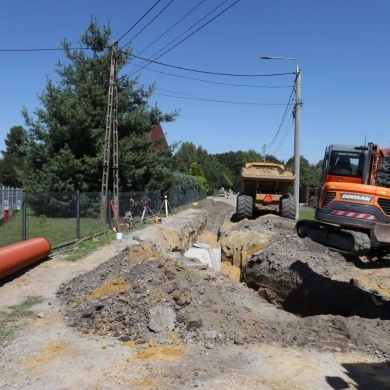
[296,220,371,256]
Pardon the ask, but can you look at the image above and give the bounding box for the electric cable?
[266,89,296,156]
[126,0,241,76]
[127,54,294,77]
[121,0,176,48]
[153,90,291,106]
[272,116,294,156]
[266,86,295,150]
[116,0,163,43]
[122,0,205,55]
[0,47,89,52]
[135,65,293,88]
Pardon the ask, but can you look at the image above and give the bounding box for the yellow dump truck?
[236,162,296,220]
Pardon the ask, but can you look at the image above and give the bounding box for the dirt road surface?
[1,195,390,389]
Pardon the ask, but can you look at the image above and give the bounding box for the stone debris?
[56,198,390,359]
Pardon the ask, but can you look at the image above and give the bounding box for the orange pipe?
[0,238,51,280]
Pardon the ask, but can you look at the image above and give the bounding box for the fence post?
[76,190,81,240]
[22,191,27,241]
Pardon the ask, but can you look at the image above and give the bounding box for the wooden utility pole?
[100,42,119,222]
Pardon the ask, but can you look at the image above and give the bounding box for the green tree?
[376,151,390,187]
[204,156,234,191]
[211,151,244,191]
[244,149,263,163]
[173,142,198,173]
[286,156,322,188]
[189,162,207,190]
[22,18,178,193]
[0,126,27,187]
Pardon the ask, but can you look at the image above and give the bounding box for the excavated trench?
[242,257,390,319]
[55,199,390,362]
[210,200,390,321]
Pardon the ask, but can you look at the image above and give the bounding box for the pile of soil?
[57,250,266,347]
[57,198,390,360]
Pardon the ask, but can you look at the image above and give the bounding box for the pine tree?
[376,151,390,187]
[0,126,27,187]
[22,18,178,193]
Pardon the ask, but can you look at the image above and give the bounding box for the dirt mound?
[56,199,390,360]
[195,197,235,233]
[57,246,268,347]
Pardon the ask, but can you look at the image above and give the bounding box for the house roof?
[150,123,168,150]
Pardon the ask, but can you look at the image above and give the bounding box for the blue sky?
[1,0,389,164]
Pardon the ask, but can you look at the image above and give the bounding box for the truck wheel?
[280,195,296,220]
[236,194,253,221]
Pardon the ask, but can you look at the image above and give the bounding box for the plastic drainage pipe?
[0,238,51,280]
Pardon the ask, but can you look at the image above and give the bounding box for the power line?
[117,0,163,43]
[133,64,294,88]
[0,47,88,52]
[121,0,176,47]
[153,89,293,106]
[266,89,296,158]
[126,0,241,76]
[125,0,207,59]
[0,44,294,79]
[127,54,294,77]
[271,116,294,156]
[155,0,241,59]
[266,87,295,150]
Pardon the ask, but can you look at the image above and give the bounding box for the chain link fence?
[0,188,207,249]
[0,186,24,223]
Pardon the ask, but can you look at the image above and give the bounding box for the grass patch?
[299,209,315,220]
[0,295,44,344]
[0,208,108,248]
[60,232,117,262]
[58,218,156,262]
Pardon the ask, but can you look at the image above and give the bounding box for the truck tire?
[280,195,296,220]
[236,194,253,221]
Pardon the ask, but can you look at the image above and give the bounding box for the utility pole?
[262,144,266,162]
[260,56,302,220]
[293,67,302,220]
[100,42,119,222]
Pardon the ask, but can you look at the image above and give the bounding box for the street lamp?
[260,56,302,220]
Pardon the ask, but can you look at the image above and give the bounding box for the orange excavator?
[296,142,390,256]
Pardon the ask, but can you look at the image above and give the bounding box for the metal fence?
[0,188,207,249]
[0,186,24,222]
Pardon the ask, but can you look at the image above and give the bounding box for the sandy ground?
[0,196,389,389]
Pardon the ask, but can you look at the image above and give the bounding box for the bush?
[306,196,318,208]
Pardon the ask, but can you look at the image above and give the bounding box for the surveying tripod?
[140,202,157,224]
[159,195,174,217]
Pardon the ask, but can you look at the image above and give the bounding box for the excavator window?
[329,152,363,177]
[334,156,352,175]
